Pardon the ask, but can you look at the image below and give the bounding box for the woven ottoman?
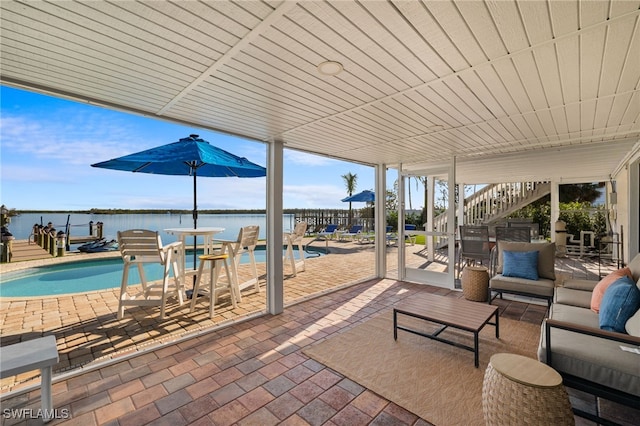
[462,265,489,301]
[482,353,574,425]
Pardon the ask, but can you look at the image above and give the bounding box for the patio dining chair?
[495,226,531,243]
[458,225,491,279]
[116,229,185,320]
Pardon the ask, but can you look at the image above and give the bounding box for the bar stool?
[190,253,239,318]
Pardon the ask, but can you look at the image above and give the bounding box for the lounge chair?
[116,229,185,319]
[338,225,363,241]
[317,224,338,241]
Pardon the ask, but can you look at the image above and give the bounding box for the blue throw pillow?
[599,276,640,333]
[502,250,539,280]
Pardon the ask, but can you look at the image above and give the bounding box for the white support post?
[550,182,560,243]
[447,157,457,289]
[397,167,405,281]
[375,164,387,278]
[266,140,284,315]
[427,176,435,262]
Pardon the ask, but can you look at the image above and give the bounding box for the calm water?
[6,212,296,247]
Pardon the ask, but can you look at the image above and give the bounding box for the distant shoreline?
[13,208,346,215]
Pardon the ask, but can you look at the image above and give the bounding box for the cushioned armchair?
[489,241,556,308]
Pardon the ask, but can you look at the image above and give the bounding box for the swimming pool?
[0,247,325,297]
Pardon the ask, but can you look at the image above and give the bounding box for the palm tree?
[342,172,358,225]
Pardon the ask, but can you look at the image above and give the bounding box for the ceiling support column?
[550,182,560,243]
[397,166,406,281]
[266,140,284,315]
[375,164,387,278]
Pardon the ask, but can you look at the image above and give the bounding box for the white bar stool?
[190,253,239,318]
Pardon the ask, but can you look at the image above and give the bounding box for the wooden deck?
[3,239,54,262]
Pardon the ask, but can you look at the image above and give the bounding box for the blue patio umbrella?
[341,190,375,203]
[92,134,266,271]
[92,134,266,228]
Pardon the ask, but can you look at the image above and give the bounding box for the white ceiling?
[1,0,639,183]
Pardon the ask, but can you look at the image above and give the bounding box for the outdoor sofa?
[538,254,640,422]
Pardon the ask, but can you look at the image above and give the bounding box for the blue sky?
[1,86,385,211]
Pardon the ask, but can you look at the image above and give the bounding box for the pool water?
[0,247,324,297]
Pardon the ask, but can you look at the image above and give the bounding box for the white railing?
[429,182,550,247]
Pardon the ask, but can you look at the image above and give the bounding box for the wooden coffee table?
[393,293,499,367]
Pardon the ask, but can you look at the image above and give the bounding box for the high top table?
[164,227,225,282]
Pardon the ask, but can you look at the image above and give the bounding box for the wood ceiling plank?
[533,44,564,108]
[492,59,534,113]
[238,37,374,108]
[444,77,496,121]
[393,1,466,73]
[457,71,506,118]
[425,0,487,66]
[549,1,579,37]
[456,0,507,59]
[0,7,203,83]
[580,26,606,101]
[536,110,559,140]
[579,0,610,28]
[622,92,640,126]
[599,16,638,96]
[428,80,485,124]
[358,0,439,82]
[549,106,570,136]
[512,52,548,111]
[485,0,530,53]
[473,66,520,117]
[39,1,221,69]
[556,37,581,104]
[296,1,413,92]
[518,1,553,46]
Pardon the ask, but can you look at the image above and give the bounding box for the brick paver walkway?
[1,241,636,425]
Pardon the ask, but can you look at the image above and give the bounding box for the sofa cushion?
[549,302,600,328]
[554,287,592,308]
[627,307,640,337]
[538,323,640,397]
[502,250,539,280]
[496,241,556,280]
[591,267,633,313]
[562,278,598,292]
[599,276,640,333]
[490,275,555,297]
[628,254,640,281]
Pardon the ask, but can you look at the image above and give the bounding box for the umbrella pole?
[192,171,198,287]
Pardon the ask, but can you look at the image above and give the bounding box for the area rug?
[303,310,541,426]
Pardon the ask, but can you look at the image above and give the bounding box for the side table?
[462,265,489,302]
[482,353,574,425]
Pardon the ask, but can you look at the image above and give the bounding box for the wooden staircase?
[431,181,550,247]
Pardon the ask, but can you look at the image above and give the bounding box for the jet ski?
[86,239,119,253]
[78,238,106,252]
